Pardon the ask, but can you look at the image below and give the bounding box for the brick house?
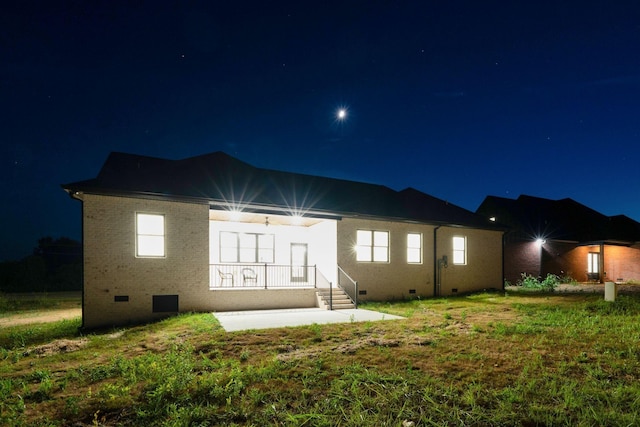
[63,151,504,329]
[477,195,640,285]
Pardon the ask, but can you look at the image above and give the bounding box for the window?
[136,213,165,257]
[407,233,422,263]
[356,230,389,262]
[587,252,599,273]
[220,232,274,263]
[220,231,238,262]
[452,236,466,265]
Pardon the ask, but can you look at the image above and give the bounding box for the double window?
[220,231,274,263]
[356,230,389,262]
[136,213,165,257]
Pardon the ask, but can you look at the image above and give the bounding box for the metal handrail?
[315,269,333,310]
[337,265,358,309]
[210,263,317,289]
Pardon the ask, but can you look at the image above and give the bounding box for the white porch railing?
[210,264,319,289]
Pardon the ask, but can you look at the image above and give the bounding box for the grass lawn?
[1,291,639,426]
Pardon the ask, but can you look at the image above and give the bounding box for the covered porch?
[208,209,338,290]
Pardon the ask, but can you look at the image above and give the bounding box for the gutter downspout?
[80,201,85,330]
[434,225,442,297]
[599,242,605,284]
[501,231,506,291]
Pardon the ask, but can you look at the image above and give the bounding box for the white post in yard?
[604,281,617,302]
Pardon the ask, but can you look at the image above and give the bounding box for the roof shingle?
[64,151,500,229]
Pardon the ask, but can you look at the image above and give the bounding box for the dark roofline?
[63,151,504,231]
[477,193,640,244]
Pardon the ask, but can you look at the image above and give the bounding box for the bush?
[540,273,560,292]
[516,273,560,292]
[559,273,577,284]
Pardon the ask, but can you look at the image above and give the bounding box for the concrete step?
[316,288,355,310]
[330,303,356,309]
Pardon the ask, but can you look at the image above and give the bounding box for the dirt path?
[0,308,82,328]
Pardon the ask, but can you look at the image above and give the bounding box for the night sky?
[3,1,640,261]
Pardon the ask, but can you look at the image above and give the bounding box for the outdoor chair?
[217,269,234,287]
[242,268,258,286]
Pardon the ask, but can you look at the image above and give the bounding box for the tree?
[0,237,82,293]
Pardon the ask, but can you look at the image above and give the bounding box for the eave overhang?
[60,185,505,231]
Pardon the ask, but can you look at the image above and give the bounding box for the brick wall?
[541,241,588,281]
[604,245,640,283]
[337,218,436,300]
[504,240,540,284]
[506,240,640,284]
[436,226,503,295]
[82,194,210,328]
[337,218,503,299]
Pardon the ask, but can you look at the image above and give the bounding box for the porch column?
[599,243,605,284]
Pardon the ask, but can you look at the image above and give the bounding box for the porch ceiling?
[209,209,324,227]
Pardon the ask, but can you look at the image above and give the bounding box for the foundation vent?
[153,295,179,312]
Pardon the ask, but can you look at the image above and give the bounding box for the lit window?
[239,233,256,262]
[220,231,239,262]
[356,230,389,262]
[220,232,274,263]
[257,234,274,263]
[136,213,165,257]
[587,253,599,273]
[407,233,422,264]
[452,236,466,265]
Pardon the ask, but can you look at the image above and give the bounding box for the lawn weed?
[2,292,640,426]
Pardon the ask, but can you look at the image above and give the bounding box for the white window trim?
[587,252,599,273]
[356,230,389,263]
[136,212,165,258]
[407,232,422,264]
[452,235,467,265]
[219,231,275,263]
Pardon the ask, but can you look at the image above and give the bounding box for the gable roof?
[477,194,640,245]
[63,151,499,229]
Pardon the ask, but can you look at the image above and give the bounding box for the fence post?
[354,281,358,309]
[264,263,268,289]
[329,281,333,310]
[314,264,317,288]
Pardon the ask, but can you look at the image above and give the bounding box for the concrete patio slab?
[213,308,404,332]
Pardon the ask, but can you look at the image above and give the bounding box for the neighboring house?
[477,195,640,285]
[63,151,504,329]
